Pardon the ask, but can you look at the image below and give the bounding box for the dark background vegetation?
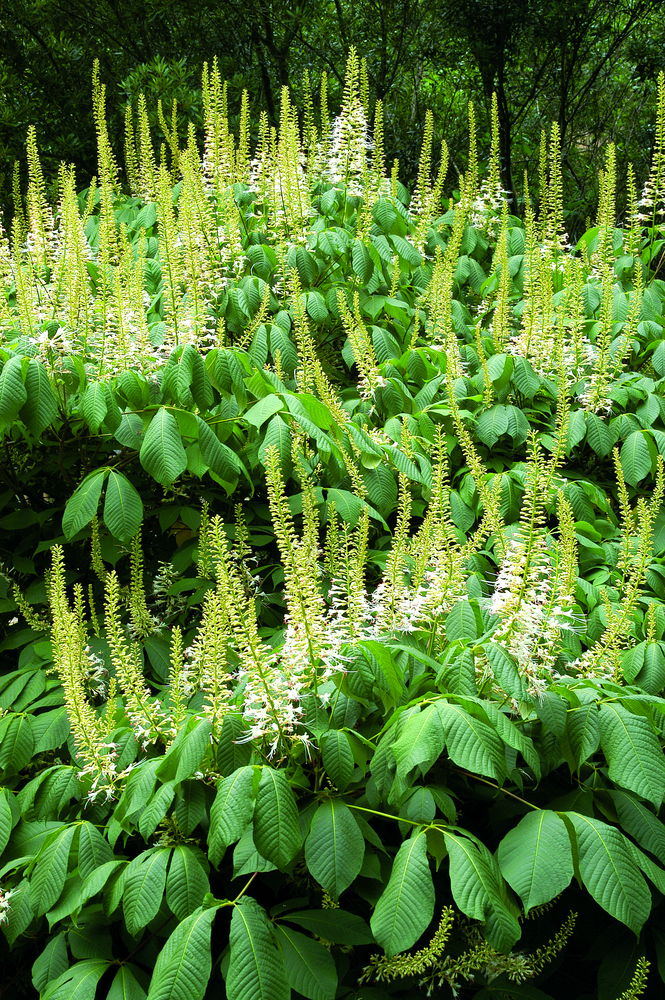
[2,0,665,235]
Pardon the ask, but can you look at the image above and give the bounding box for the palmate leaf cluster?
[2,52,665,1000]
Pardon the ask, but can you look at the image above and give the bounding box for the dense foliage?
[1,51,665,999]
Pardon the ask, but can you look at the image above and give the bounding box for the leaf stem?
[233,870,258,902]
[453,768,540,810]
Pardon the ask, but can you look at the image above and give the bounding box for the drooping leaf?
[620,430,654,486]
[274,924,337,1000]
[165,845,209,920]
[62,469,107,539]
[612,790,665,866]
[146,906,217,1000]
[154,719,212,785]
[444,832,521,952]
[282,909,374,945]
[370,830,434,957]
[305,800,364,900]
[497,810,574,913]
[436,701,506,781]
[0,355,27,430]
[82,381,108,432]
[140,407,187,485]
[598,703,665,808]
[321,731,355,791]
[41,960,109,1000]
[586,412,616,457]
[103,470,144,542]
[561,703,600,771]
[21,360,57,435]
[122,848,171,937]
[138,783,176,840]
[562,812,651,934]
[108,965,148,1000]
[0,788,14,855]
[78,821,114,881]
[253,767,302,869]
[209,766,255,866]
[391,704,444,780]
[227,897,290,1000]
[31,824,77,916]
[32,932,69,994]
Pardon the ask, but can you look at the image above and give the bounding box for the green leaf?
[586,412,615,457]
[598,703,665,808]
[636,641,665,694]
[32,932,68,993]
[476,405,510,447]
[3,877,32,944]
[146,906,217,1000]
[305,800,364,899]
[274,924,337,1000]
[628,838,665,896]
[436,701,506,781]
[209,766,255,866]
[78,821,114,881]
[227,897,290,1000]
[469,700,541,780]
[103,471,144,542]
[497,810,574,913]
[484,643,529,702]
[295,247,317,287]
[138,782,176,839]
[321,731,355,791]
[258,414,292,476]
[511,357,540,399]
[446,600,482,642]
[371,830,434,957]
[108,965,148,1000]
[325,488,364,527]
[562,812,651,934]
[305,290,328,324]
[444,832,521,952]
[82,382,108,432]
[352,239,374,283]
[613,790,665,865]
[245,394,284,428]
[31,824,77,916]
[21,360,57,435]
[0,713,34,771]
[391,704,444,780]
[0,788,14,855]
[282,909,374,945]
[42,960,109,1000]
[33,708,70,754]
[233,827,277,877]
[197,416,246,485]
[390,234,423,267]
[253,767,302,868]
[80,861,125,909]
[140,407,187,485]
[175,781,207,836]
[123,848,171,936]
[0,355,27,430]
[561,703,600,770]
[62,469,107,539]
[155,718,212,784]
[620,430,654,487]
[165,845,209,920]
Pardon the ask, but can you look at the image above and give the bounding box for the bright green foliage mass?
[1,49,665,1000]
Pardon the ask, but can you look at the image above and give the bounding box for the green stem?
[453,768,540,810]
